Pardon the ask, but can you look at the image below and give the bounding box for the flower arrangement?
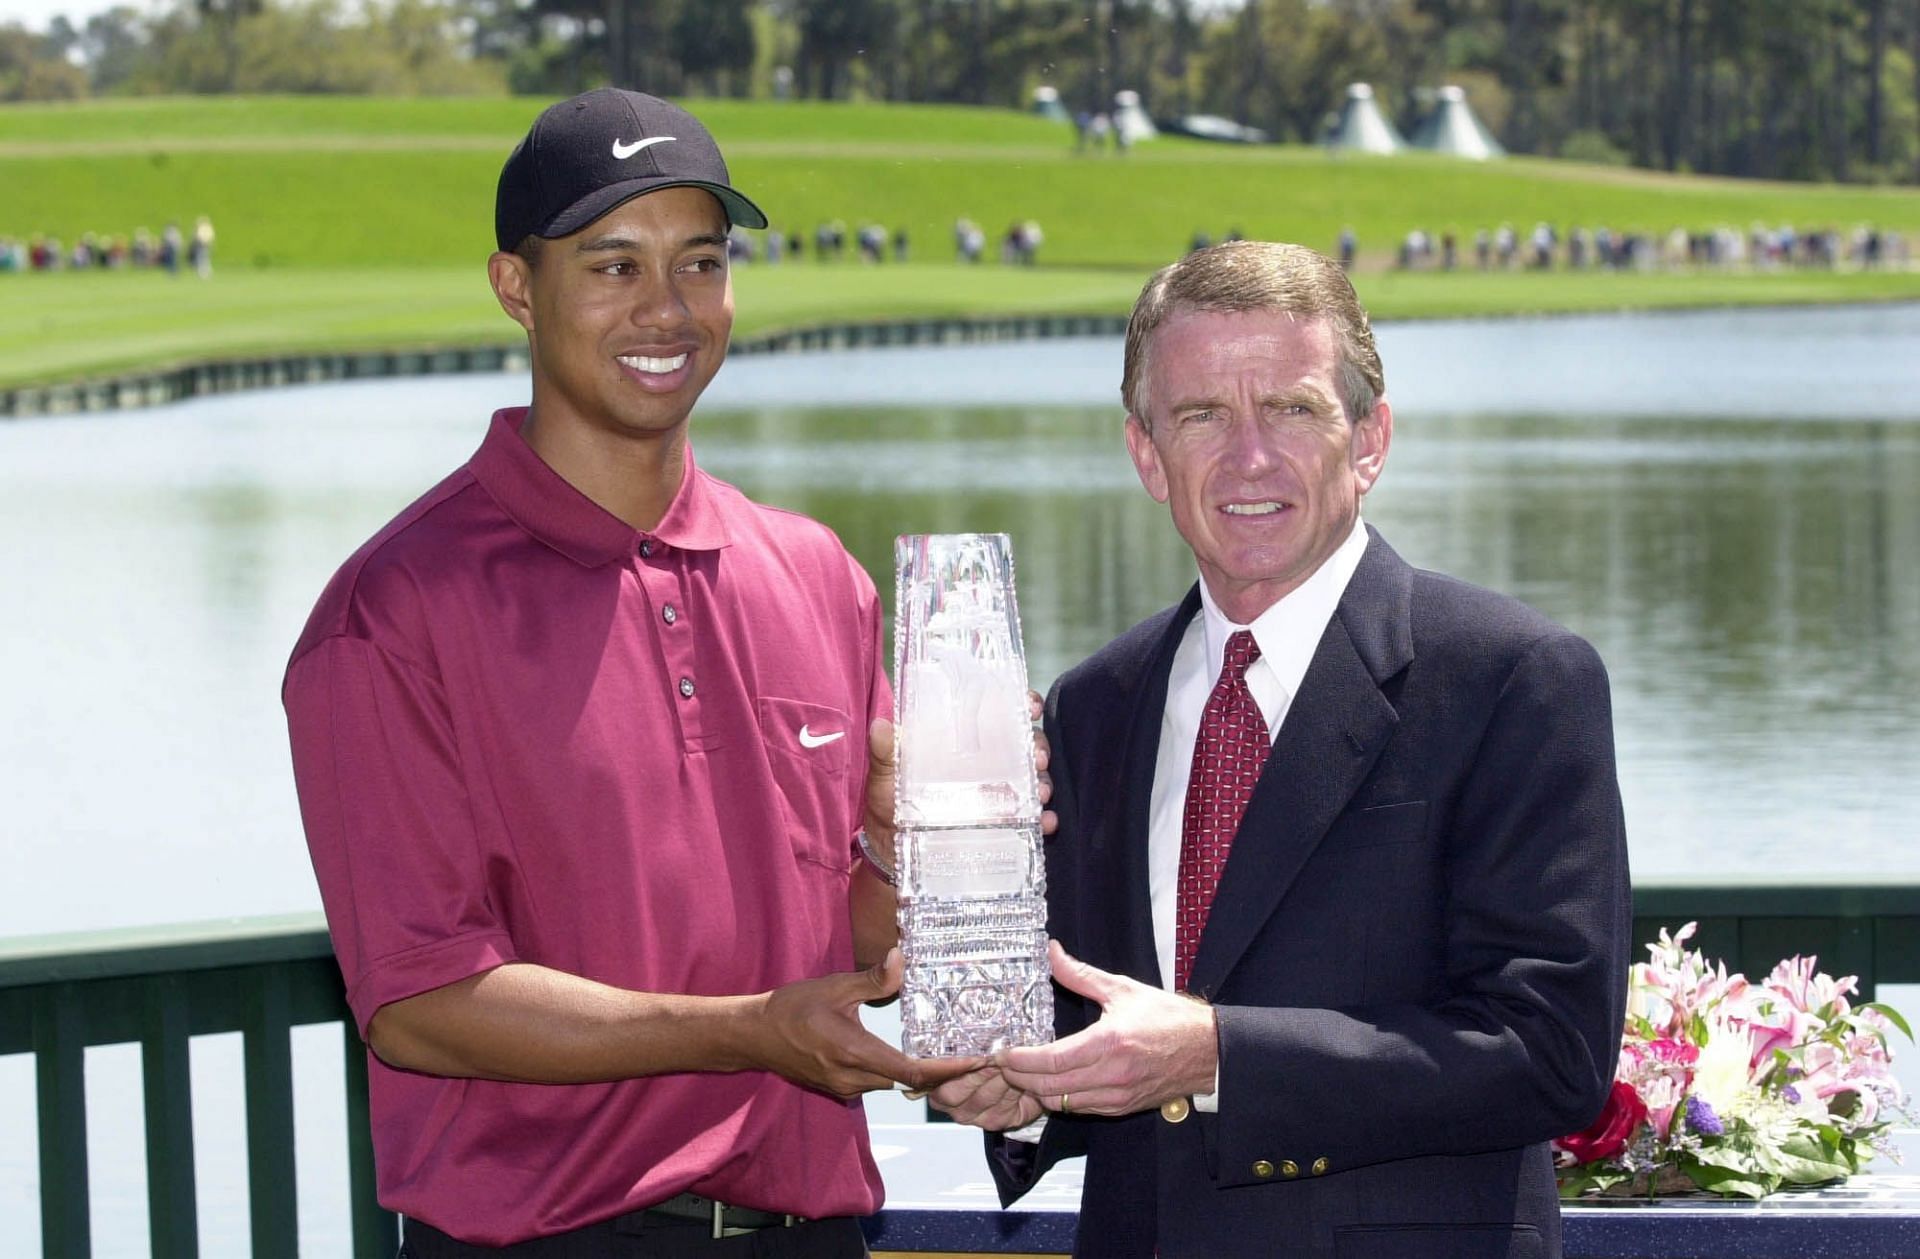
[1556,922,1912,1199]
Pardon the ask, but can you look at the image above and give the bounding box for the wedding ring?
[1060,1092,1072,1114]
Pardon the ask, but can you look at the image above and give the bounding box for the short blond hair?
[1122,241,1385,427]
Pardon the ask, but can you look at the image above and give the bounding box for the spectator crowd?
[1,217,216,277]
[1367,221,1912,273]
[719,217,1046,267]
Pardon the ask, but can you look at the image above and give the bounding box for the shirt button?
[639,540,655,558]
[662,604,678,625]
[678,677,695,699]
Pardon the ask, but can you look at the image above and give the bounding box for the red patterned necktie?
[1175,629,1270,992]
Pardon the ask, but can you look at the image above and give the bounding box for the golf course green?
[4,94,1919,391]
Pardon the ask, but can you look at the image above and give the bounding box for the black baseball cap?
[495,88,768,252]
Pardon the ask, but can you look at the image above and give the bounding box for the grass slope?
[0,265,1152,389]
[3,95,1918,389]
[8,95,1920,269]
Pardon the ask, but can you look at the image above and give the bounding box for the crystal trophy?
[893,533,1053,1057]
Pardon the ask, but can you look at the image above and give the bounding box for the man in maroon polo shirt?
[283,89,978,1255]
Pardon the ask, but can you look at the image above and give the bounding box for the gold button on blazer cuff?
[1311,1157,1330,1176]
[1252,1159,1275,1179]
[1280,1160,1301,1179]
[1159,1097,1191,1124]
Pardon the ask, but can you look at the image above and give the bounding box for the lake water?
[4,304,1920,1251]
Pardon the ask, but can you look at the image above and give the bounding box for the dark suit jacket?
[990,528,1631,1259]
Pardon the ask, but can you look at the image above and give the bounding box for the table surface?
[863,1124,1920,1257]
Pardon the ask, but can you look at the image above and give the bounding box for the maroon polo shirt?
[284,408,889,1245]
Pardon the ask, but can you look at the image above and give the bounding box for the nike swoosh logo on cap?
[611,136,677,160]
[798,725,845,749]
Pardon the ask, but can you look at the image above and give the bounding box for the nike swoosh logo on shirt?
[611,136,676,160]
[797,725,845,749]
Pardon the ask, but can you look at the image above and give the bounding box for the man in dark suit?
[931,241,1632,1258]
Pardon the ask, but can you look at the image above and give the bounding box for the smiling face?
[1126,308,1391,623]
[488,185,733,445]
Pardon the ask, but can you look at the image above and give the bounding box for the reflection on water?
[698,403,1920,878]
[1357,411,1920,873]
[2,308,1919,947]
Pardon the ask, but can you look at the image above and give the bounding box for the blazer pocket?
[1334,1224,1544,1259]
[756,695,855,871]
[1338,800,1430,850]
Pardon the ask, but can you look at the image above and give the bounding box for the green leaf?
[1755,1046,1792,1087]
[1685,1160,1777,1199]
[1864,1002,1914,1040]
[1775,1131,1852,1185]
[1691,1144,1764,1177]
[1558,1167,1633,1199]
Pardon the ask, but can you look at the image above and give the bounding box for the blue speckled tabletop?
[859,1124,1920,1256]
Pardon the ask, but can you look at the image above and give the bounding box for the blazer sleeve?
[1204,630,1631,1185]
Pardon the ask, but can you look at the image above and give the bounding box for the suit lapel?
[1107,585,1202,989]
[1185,531,1415,998]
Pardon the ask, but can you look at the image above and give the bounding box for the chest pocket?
[1334,799,1430,849]
[757,695,856,871]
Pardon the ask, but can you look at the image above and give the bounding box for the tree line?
[4,0,1917,185]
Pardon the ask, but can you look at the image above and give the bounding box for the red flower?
[1646,1038,1699,1066]
[1557,1081,1648,1164]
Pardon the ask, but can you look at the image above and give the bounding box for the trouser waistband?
[642,1192,805,1236]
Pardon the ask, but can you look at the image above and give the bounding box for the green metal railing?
[1632,877,1920,998]
[5,880,1919,1257]
[0,913,392,1258]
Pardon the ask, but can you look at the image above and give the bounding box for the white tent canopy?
[1326,83,1404,154]
[1409,85,1506,160]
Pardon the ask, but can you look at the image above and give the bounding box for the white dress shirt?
[1148,517,1370,1110]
